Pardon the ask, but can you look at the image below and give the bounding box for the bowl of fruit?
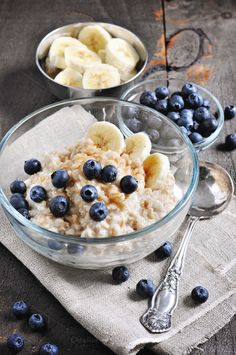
[36,22,148,99]
[0,98,198,269]
[121,78,224,151]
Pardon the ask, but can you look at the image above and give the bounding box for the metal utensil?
[140,161,234,333]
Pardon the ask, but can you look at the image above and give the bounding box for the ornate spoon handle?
[140,215,199,333]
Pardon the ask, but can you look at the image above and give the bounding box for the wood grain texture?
[0,0,235,354]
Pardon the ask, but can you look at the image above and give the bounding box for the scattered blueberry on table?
[49,195,70,217]
[224,105,236,120]
[112,266,130,283]
[12,301,29,319]
[83,159,102,180]
[225,133,236,150]
[28,313,46,330]
[39,343,59,355]
[30,185,47,203]
[89,202,108,221]
[136,279,156,298]
[80,185,98,202]
[10,180,26,194]
[191,286,209,303]
[51,169,69,188]
[155,241,173,259]
[7,334,24,353]
[24,158,41,175]
[120,175,138,194]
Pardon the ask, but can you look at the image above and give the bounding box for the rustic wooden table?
[0,0,235,354]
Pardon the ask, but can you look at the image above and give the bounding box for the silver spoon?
[140,161,234,333]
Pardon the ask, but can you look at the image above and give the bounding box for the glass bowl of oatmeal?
[0,98,198,269]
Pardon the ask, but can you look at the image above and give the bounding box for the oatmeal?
[10,122,177,238]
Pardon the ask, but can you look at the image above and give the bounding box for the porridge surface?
[25,137,177,238]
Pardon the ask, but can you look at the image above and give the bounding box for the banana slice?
[54,68,82,87]
[120,68,137,82]
[64,44,101,73]
[106,38,139,73]
[78,25,112,53]
[87,122,125,153]
[48,36,82,69]
[98,49,106,62]
[125,132,151,162]
[143,153,170,189]
[82,64,120,89]
[45,57,60,77]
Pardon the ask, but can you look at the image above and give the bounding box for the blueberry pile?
[10,158,139,225]
[138,82,219,144]
[7,300,58,354]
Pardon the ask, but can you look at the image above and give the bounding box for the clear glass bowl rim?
[121,77,224,151]
[0,97,199,245]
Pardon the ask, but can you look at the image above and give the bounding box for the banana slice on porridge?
[125,132,151,162]
[143,152,170,189]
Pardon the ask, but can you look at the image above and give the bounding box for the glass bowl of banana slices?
[36,22,148,99]
[0,98,198,269]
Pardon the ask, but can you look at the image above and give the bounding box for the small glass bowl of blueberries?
[121,78,224,151]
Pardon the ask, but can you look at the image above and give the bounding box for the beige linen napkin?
[0,106,235,355]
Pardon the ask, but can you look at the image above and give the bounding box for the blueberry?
[10,193,29,210]
[136,279,156,298]
[28,313,45,330]
[194,107,210,122]
[30,185,47,203]
[10,180,26,194]
[12,301,29,318]
[112,266,130,283]
[155,86,169,99]
[39,343,59,355]
[153,99,168,114]
[101,165,117,183]
[140,90,156,107]
[24,159,41,175]
[189,132,204,143]
[49,195,70,217]
[89,202,108,221]
[179,126,189,135]
[191,286,209,303]
[199,117,218,137]
[224,105,236,120]
[80,185,98,202]
[51,169,69,188]
[167,111,180,122]
[187,93,203,108]
[225,133,236,150]
[181,82,197,96]
[7,334,24,353]
[126,117,143,133]
[146,116,162,130]
[191,121,200,132]
[48,239,64,250]
[202,99,210,109]
[180,109,194,119]
[171,91,185,98]
[177,116,193,130]
[146,128,160,143]
[67,243,84,255]
[155,241,173,259]
[83,159,102,180]
[120,175,138,194]
[169,95,184,111]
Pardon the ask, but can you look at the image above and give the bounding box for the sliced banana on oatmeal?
[125,132,151,162]
[78,25,112,53]
[48,36,82,69]
[143,153,170,189]
[54,68,83,87]
[87,122,125,153]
